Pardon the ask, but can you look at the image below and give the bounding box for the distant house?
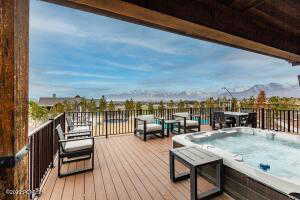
[38,94,83,110]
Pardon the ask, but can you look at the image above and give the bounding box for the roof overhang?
[42,0,300,64]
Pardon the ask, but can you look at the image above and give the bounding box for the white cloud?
[30,2,189,55]
[45,70,120,79]
[102,60,153,72]
[30,16,87,37]
[96,35,182,55]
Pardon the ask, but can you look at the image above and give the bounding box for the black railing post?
[261,108,265,130]
[209,107,212,126]
[288,110,291,132]
[62,112,66,133]
[49,118,55,168]
[105,111,108,138]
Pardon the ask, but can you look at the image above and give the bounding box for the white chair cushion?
[174,112,190,119]
[69,126,90,133]
[138,123,162,132]
[179,120,198,127]
[137,115,155,124]
[64,139,93,152]
[66,132,90,139]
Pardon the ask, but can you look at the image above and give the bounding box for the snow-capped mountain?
[223,83,300,99]
[105,90,211,101]
[105,83,300,101]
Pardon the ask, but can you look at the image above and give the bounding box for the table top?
[170,146,222,167]
[224,111,248,116]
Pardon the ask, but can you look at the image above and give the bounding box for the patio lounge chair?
[240,112,257,128]
[56,124,94,177]
[213,111,236,129]
[134,115,164,141]
[225,116,236,127]
[66,116,92,134]
[172,112,201,133]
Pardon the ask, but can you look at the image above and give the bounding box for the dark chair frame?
[212,112,226,130]
[172,113,201,133]
[225,117,236,127]
[134,116,165,141]
[246,112,257,128]
[56,125,94,178]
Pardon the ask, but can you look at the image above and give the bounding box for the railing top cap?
[29,113,64,137]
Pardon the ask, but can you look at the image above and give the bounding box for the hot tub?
[172,127,300,200]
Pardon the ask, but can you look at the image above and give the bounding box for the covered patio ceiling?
[43,0,300,65]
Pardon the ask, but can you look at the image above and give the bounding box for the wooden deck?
[39,131,233,200]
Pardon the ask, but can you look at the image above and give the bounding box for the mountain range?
[106,83,300,101]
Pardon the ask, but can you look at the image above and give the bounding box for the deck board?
[73,161,85,200]
[39,131,233,200]
[92,147,107,200]
[61,162,76,200]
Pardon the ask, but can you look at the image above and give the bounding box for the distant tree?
[248,96,256,107]
[124,99,135,110]
[148,102,154,114]
[167,100,175,109]
[29,101,49,126]
[87,99,97,112]
[124,100,130,110]
[79,98,88,112]
[62,100,75,112]
[287,97,297,109]
[256,90,267,108]
[269,96,280,109]
[239,98,249,109]
[135,101,142,110]
[193,101,201,109]
[220,96,229,110]
[50,102,65,115]
[205,97,215,108]
[129,98,135,110]
[269,96,296,110]
[108,100,115,111]
[178,100,185,111]
[99,95,107,112]
[231,98,238,111]
[158,100,165,112]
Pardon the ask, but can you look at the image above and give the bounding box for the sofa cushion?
[64,139,93,152]
[69,126,90,133]
[66,132,91,139]
[179,120,199,127]
[136,115,155,125]
[138,123,162,132]
[174,112,190,120]
[56,125,65,141]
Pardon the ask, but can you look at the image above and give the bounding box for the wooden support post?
[0,0,29,199]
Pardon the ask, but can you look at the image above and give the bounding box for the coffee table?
[170,146,223,200]
[165,120,180,136]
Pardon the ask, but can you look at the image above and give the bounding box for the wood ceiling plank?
[42,0,300,63]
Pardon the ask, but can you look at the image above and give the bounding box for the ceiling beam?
[42,0,300,63]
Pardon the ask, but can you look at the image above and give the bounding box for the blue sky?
[29,0,300,99]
